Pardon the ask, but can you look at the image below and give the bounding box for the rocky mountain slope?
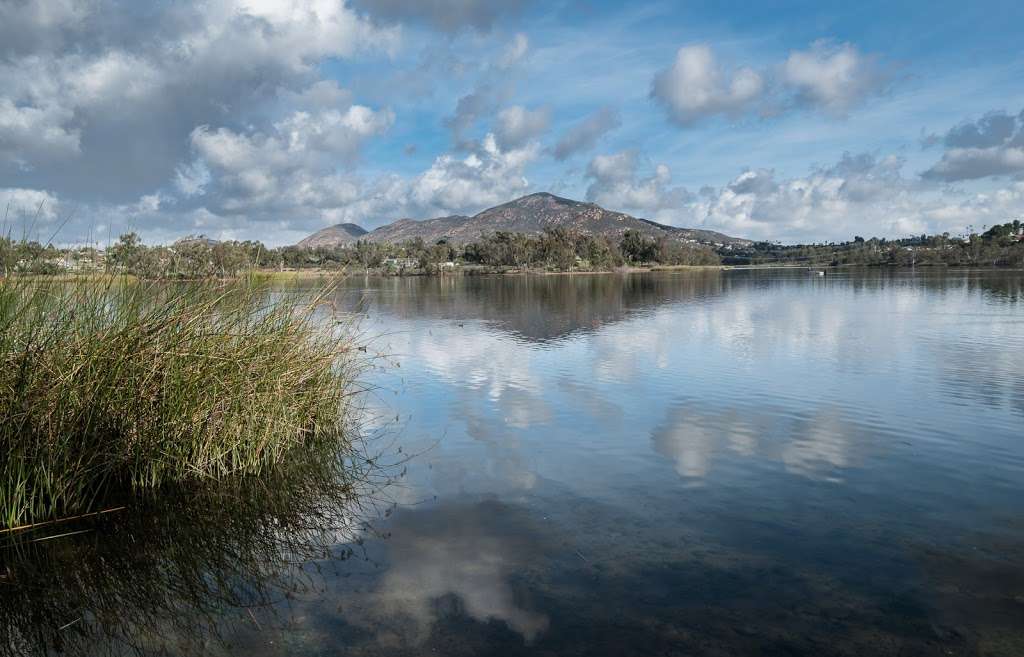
[296,223,368,248]
[296,193,749,248]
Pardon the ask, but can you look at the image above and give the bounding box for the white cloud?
[498,32,529,69]
[552,107,620,161]
[922,108,1024,181]
[584,150,692,221]
[351,0,529,34]
[185,101,393,217]
[925,147,1024,183]
[650,44,764,126]
[0,0,399,202]
[410,133,538,212]
[651,40,888,126]
[578,146,1024,243]
[494,105,549,150]
[0,188,68,244]
[174,160,212,197]
[0,0,90,55]
[0,97,80,165]
[695,154,912,240]
[67,51,162,107]
[278,105,396,154]
[781,40,888,115]
[191,105,393,172]
[0,188,61,224]
[691,152,1024,241]
[445,33,530,146]
[169,128,538,241]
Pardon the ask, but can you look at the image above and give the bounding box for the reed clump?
[0,274,358,529]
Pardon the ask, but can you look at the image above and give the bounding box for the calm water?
[4,269,1024,656]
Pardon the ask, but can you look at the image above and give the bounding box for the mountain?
[296,193,750,248]
[296,223,369,248]
[365,214,470,244]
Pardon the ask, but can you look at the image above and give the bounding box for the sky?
[1,0,1023,247]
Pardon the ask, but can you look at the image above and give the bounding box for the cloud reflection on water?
[649,400,864,484]
[359,270,1024,504]
[351,500,549,645]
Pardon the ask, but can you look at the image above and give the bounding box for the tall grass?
[0,273,359,528]
[0,440,390,657]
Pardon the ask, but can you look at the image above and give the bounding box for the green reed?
[0,273,359,528]
[0,435,393,657]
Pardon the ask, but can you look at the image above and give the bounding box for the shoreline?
[251,262,1024,279]
[5,262,1022,283]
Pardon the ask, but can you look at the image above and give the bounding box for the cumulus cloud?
[552,107,621,161]
[408,133,538,213]
[186,102,393,213]
[781,40,889,115]
[578,147,1024,243]
[0,97,80,165]
[687,151,1024,242]
[584,150,692,221]
[193,105,393,170]
[351,0,530,33]
[1,3,1008,249]
[214,132,541,241]
[695,153,918,240]
[445,34,529,146]
[0,0,89,56]
[650,44,764,126]
[651,40,888,126]
[922,109,1024,182]
[1,188,61,225]
[174,160,212,198]
[446,83,504,147]
[942,110,1020,148]
[0,0,398,201]
[494,105,550,150]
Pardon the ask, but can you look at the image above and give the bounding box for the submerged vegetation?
[0,273,359,528]
[0,439,395,657]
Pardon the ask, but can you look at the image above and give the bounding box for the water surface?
[4,269,1024,656]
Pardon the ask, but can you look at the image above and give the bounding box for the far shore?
[250,261,1024,278]
[6,261,1022,283]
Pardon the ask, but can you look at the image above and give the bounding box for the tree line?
[1,228,719,278]
[4,219,1021,278]
[723,220,1024,268]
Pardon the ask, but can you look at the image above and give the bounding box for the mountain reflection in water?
[3,269,1024,656]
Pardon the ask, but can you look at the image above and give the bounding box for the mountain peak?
[294,194,750,247]
[296,222,368,248]
[504,192,581,207]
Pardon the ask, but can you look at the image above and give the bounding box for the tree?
[107,232,143,271]
[620,230,657,264]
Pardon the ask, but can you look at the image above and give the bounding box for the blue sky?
[1,0,1023,245]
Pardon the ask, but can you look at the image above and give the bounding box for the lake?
[3,269,1024,656]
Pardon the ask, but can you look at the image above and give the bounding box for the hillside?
[296,223,368,248]
[365,215,470,243]
[297,193,749,248]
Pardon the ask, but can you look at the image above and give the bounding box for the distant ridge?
[295,193,750,248]
[296,223,369,248]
